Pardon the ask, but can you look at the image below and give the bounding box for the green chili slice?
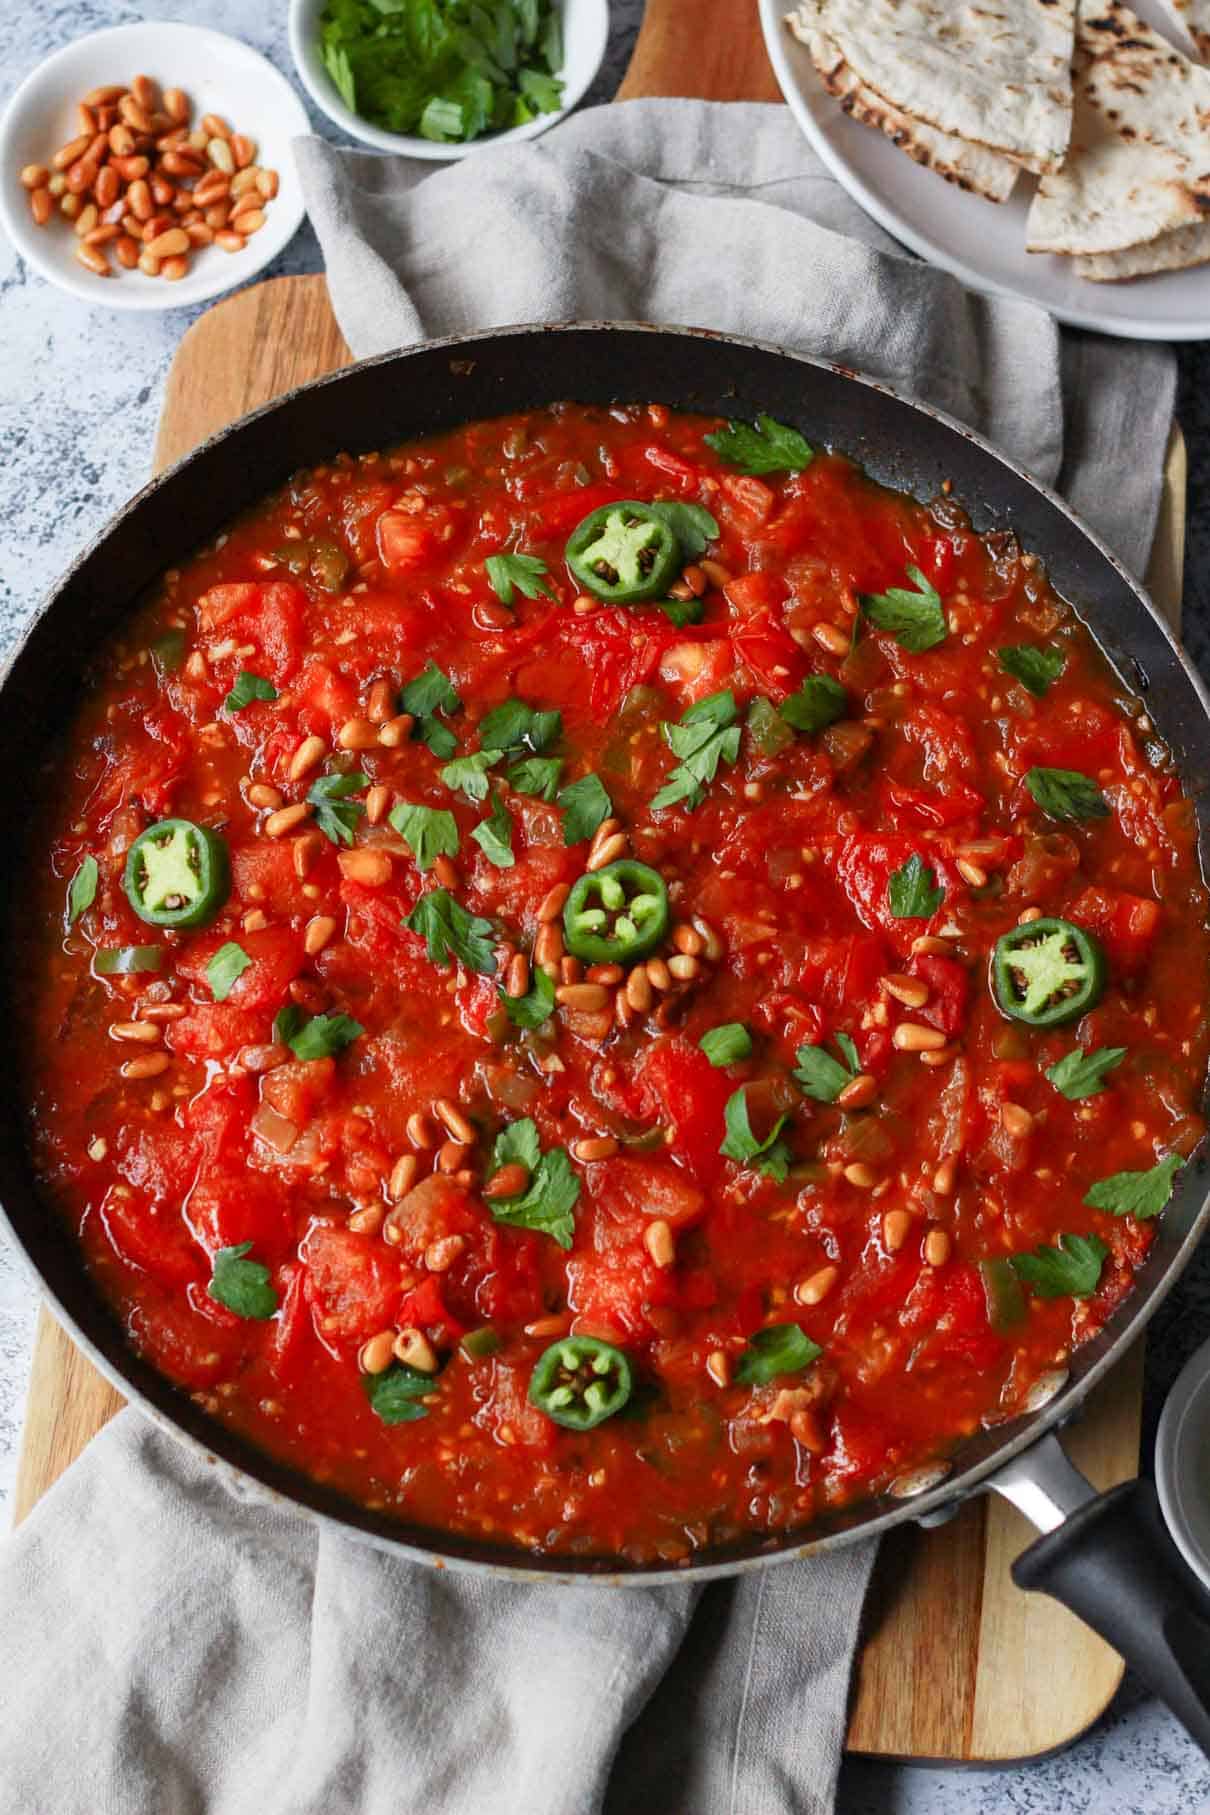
[123,819,230,930]
[528,1335,633,1430]
[565,502,682,604]
[93,944,166,976]
[563,859,669,964]
[978,1257,1027,1331]
[991,916,1106,1028]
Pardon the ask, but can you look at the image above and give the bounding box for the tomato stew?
[16,403,1209,1565]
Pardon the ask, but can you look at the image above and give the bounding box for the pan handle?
[991,1434,1210,1753]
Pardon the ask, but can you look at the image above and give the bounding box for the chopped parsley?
[793,1034,861,1103]
[485,551,557,606]
[1010,1233,1109,1300]
[719,1087,792,1182]
[401,661,462,760]
[888,854,944,919]
[67,856,98,925]
[735,1323,823,1386]
[389,801,460,872]
[1024,766,1110,823]
[477,698,561,755]
[645,500,719,558]
[1084,1153,1182,1221]
[861,566,948,652]
[486,1117,580,1248]
[471,789,515,868]
[307,769,369,846]
[704,414,814,476]
[440,750,502,803]
[700,1023,752,1067]
[405,887,497,974]
[651,690,742,812]
[780,674,848,734]
[508,755,563,801]
[224,670,277,712]
[206,941,251,1002]
[274,1005,364,1060]
[500,964,556,1030]
[365,1364,432,1425]
[558,772,613,845]
[208,1242,278,1320]
[1046,1045,1127,1101]
[998,643,1065,697]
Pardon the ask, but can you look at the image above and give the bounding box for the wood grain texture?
[11,0,1189,1764]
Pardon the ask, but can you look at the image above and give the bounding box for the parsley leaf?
[559,772,613,845]
[67,856,98,925]
[999,643,1065,698]
[478,698,561,755]
[509,755,563,801]
[471,789,515,868]
[389,801,460,872]
[794,1035,860,1103]
[224,671,277,712]
[652,689,741,811]
[1025,766,1110,822]
[1010,1233,1109,1300]
[704,414,814,476]
[862,566,947,652]
[734,1323,823,1386]
[780,674,848,735]
[208,1242,278,1320]
[440,750,502,803]
[720,1087,792,1181]
[405,887,497,975]
[888,854,944,919]
[700,1023,752,1067]
[485,551,557,606]
[278,1010,364,1061]
[1046,1045,1127,1101]
[500,965,556,1030]
[1083,1153,1182,1220]
[307,769,369,846]
[486,1118,580,1249]
[206,941,251,1002]
[645,501,719,559]
[401,661,461,759]
[365,1364,432,1425]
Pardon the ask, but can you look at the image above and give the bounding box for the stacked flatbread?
[785,0,1210,283]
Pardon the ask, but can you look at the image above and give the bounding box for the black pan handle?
[992,1434,1210,1753]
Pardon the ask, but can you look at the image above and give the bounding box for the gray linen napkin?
[0,98,1176,1815]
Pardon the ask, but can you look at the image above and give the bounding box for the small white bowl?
[1156,1336,1210,1594]
[0,22,308,312]
[288,0,609,159]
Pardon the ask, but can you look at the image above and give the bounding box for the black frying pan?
[4,323,1210,1747]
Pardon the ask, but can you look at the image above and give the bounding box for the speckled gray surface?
[3,4,1210,1809]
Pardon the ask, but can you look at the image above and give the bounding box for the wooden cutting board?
[12,0,1188,1764]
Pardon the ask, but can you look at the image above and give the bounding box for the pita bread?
[1027,1,1210,256]
[1156,0,1210,61]
[1075,218,1210,278]
[805,0,1075,173]
[786,10,1022,202]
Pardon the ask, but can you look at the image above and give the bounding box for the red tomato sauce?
[14,402,1210,1565]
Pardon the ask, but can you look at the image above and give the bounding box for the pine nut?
[625,967,653,1013]
[644,1218,675,1268]
[292,831,323,878]
[132,74,159,111]
[52,135,90,171]
[956,858,988,889]
[646,957,673,991]
[882,1209,912,1252]
[119,96,153,132]
[75,242,110,276]
[163,88,190,124]
[667,954,700,982]
[115,234,140,268]
[82,85,127,108]
[537,883,569,923]
[121,1053,169,1080]
[434,1098,475,1144]
[1001,1103,1034,1139]
[127,177,153,220]
[892,1021,947,1052]
[208,137,235,174]
[706,1350,731,1387]
[932,1156,958,1195]
[140,1002,186,1022]
[486,1163,530,1197]
[366,678,396,724]
[265,803,311,838]
[304,915,336,956]
[590,816,621,848]
[375,712,414,747]
[882,973,929,1009]
[571,1137,618,1162]
[59,193,82,220]
[20,163,49,189]
[910,934,952,956]
[202,112,232,140]
[843,1162,878,1188]
[151,173,177,207]
[534,923,563,969]
[556,983,609,1012]
[359,1331,396,1374]
[406,1111,437,1149]
[919,1045,956,1068]
[257,168,280,201]
[337,717,378,751]
[433,854,460,890]
[436,1140,471,1174]
[560,955,583,985]
[672,922,705,957]
[506,952,530,998]
[587,832,627,871]
[924,1229,952,1267]
[837,1073,877,1110]
[145,227,189,258]
[365,784,390,825]
[109,1021,161,1044]
[425,1235,466,1273]
[573,594,597,615]
[347,1205,384,1236]
[232,133,257,168]
[795,1265,839,1306]
[30,187,52,225]
[388,1153,419,1200]
[247,782,282,809]
[94,165,120,208]
[231,190,263,222]
[216,229,245,252]
[394,1329,438,1372]
[1018,905,1043,925]
[192,171,231,209]
[525,1313,571,1338]
[288,734,326,781]
[813,621,850,656]
[339,848,391,886]
[692,917,725,962]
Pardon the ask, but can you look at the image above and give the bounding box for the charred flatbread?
[1074,218,1210,279]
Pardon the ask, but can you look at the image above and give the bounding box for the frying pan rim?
[2,317,1207,1585]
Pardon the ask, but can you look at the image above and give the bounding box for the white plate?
[0,22,308,312]
[758,0,1210,340]
[1156,1338,1210,1595]
[288,0,610,160]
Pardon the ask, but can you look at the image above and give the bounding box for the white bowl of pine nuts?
[0,22,308,309]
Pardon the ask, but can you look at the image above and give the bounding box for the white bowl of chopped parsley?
[289,0,610,157]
